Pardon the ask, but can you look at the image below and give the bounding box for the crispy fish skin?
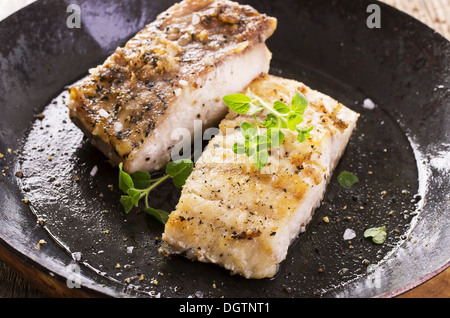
[68,0,277,173]
[160,74,360,279]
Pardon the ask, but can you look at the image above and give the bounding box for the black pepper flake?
[146,80,156,90]
[142,103,153,111]
[155,93,168,110]
[116,129,131,141]
[114,103,121,115]
[144,121,156,137]
[231,229,262,240]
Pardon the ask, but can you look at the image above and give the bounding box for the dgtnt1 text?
[223,302,269,313]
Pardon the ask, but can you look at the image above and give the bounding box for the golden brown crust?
[68,0,277,166]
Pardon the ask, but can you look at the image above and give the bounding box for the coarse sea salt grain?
[343,228,356,240]
[363,98,376,110]
[71,252,82,261]
[90,165,98,177]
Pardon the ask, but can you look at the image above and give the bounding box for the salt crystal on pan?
[71,252,82,261]
[363,98,376,110]
[343,228,356,240]
[127,246,134,254]
[90,165,98,177]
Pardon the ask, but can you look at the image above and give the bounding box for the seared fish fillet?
[68,0,277,173]
[160,74,360,279]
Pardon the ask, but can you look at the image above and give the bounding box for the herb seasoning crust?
[68,0,277,173]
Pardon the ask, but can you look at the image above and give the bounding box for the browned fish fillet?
[68,0,277,173]
[159,74,360,279]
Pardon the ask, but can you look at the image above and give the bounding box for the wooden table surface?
[0,0,449,298]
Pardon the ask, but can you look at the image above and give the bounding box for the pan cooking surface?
[17,62,421,297]
[0,0,448,298]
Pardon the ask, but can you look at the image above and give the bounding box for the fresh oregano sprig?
[364,226,387,244]
[118,159,193,224]
[232,121,285,170]
[223,90,313,170]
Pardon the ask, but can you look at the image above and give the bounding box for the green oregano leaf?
[166,159,194,188]
[246,143,256,157]
[291,90,308,115]
[127,188,141,207]
[223,94,252,114]
[253,150,269,170]
[364,226,387,244]
[255,134,270,152]
[262,113,279,129]
[246,101,264,116]
[223,90,313,171]
[233,142,246,155]
[119,163,134,193]
[273,101,291,114]
[240,121,257,140]
[287,112,303,131]
[117,159,193,224]
[120,195,134,214]
[145,207,170,225]
[297,126,313,143]
[129,171,151,189]
[266,129,284,148]
[337,171,359,189]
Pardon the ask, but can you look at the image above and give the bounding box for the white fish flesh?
[159,74,360,279]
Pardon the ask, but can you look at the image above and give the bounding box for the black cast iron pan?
[0,0,448,298]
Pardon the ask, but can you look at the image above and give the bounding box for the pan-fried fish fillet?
[159,74,360,279]
[68,0,277,173]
